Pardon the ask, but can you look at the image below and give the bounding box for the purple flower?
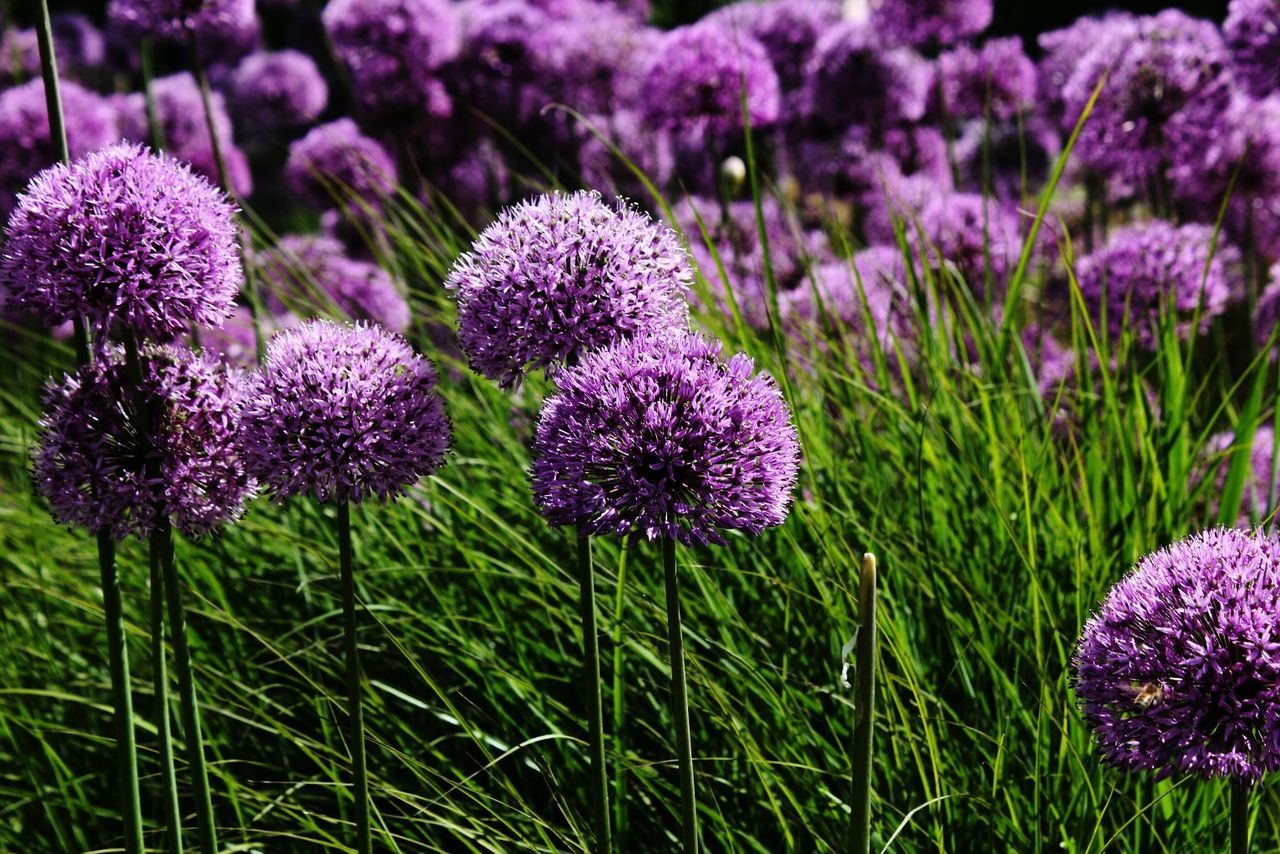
[780,247,913,357]
[704,0,841,92]
[1062,11,1233,187]
[323,0,459,119]
[955,118,1061,201]
[241,320,450,504]
[51,13,107,72]
[869,0,993,48]
[1075,221,1240,348]
[863,172,945,245]
[0,79,118,216]
[229,50,329,133]
[640,21,781,141]
[802,23,931,134]
[285,118,398,210]
[936,37,1036,122]
[531,330,800,545]
[33,345,256,540]
[545,10,659,119]
[256,235,410,334]
[1073,527,1280,783]
[1224,0,1280,99]
[107,0,259,61]
[117,72,253,197]
[912,191,1023,297]
[1,143,242,339]
[1037,13,1135,126]
[445,191,692,387]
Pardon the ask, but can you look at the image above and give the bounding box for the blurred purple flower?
[285,118,398,211]
[1037,13,1135,126]
[936,37,1036,122]
[230,50,328,134]
[704,0,841,92]
[913,191,1023,297]
[802,23,931,134]
[1224,0,1280,99]
[107,0,259,61]
[870,0,993,48]
[955,118,1061,201]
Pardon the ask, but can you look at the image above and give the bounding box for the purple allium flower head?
[241,320,450,504]
[704,0,841,92]
[323,0,459,119]
[913,191,1022,297]
[863,172,944,245]
[0,79,118,216]
[936,37,1036,122]
[117,72,253,197]
[107,0,259,60]
[445,191,692,387]
[1075,221,1241,348]
[1063,11,1233,187]
[955,118,1061,201]
[285,118,398,210]
[1224,0,1280,99]
[574,109,673,201]
[802,23,931,134]
[882,125,952,185]
[51,13,107,72]
[640,21,781,141]
[1073,527,1280,783]
[256,235,410,334]
[790,123,902,202]
[33,345,256,540]
[449,0,561,132]
[531,330,800,545]
[0,143,242,339]
[1037,13,1135,126]
[230,50,328,133]
[545,10,658,118]
[869,0,993,48]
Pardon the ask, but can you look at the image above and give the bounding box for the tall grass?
[0,140,1276,852]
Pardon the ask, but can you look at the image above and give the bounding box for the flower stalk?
[577,528,612,852]
[850,553,878,854]
[338,500,372,854]
[1233,780,1250,854]
[662,536,697,852]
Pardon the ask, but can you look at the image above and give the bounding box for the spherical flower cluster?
[33,346,256,540]
[0,80,118,215]
[241,320,450,504]
[531,331,800,545]
[1062,11,1233,186]
[117,72,253,197]
[229,50,329,133]
[107,0,259,60]
[936,37,1037,121]
[544,8,657,120]
[1036,13,1134,125]
[256,235,410,334]
[448,0,561,133]
[446,191,692,388]
[51,13,107,72]
[285,118,398,210]
[641,21,781,141]
[869,0,993,48]
[955,118,1060,201]
[1224,0,1280,100]
[704,0,841,92]
[323,0,459,118]
[1075,221,1240,348]
[802,24,932,134]
[1073,528,1280,783]
[1,143,242,339]
[913,191,1023,297]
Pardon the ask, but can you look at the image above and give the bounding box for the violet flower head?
[256,235,410,334]
[445,191,692,388]
[802,23,932,134]
[1062,11,1233,187]
[936,37,1037,122]
[913,191,1023,298]
[1075,221,1241,348]
[704,0,842,92]
[230,50,329,133]
[869,0,993,48]
[323,0,459,118]
[285,118,398,210]
[449,0,563,132]
[1037,13,1135,125]
[955,118,1060,201]
[1224,0,1280,99]
[531,330,800,546]
[1,143,242,339]
[640,21,781,141]
[1073,527,1280,783]
[0,79,118,215]
[241,320,450,504]
[33,346,256,540]
[51,13,107,72]
[107,0,259,60]
[117,72,253,196]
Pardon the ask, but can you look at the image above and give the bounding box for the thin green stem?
[98,531,145,854]
[662,537,697,853]
[149,529,182,853]
[338,501,371,854]
[139,38,166,151]
[1232,780,1249,854]
[33,0,67,163]
[577,529,611,853]
[610,544,630,846]
[851,554,878,854]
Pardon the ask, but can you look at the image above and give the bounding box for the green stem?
[577,529,612,853]
[851,553,878,854]
[158,525,218,854]
[610,544,630,845]
[338,501,371,854]
[662,537,697,852]
[139,38,166,151]
[33,0,67,162]
[98,531,145,854]
[1232,780,1249,854]
[149,529,182,853]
